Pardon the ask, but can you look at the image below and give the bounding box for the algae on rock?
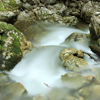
[0,21,33,71]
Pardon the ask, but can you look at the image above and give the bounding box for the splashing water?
[8,24,97,96]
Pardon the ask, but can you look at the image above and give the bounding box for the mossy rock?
[0,0,22,22]
[0,0,22,11]
[0,21,32,71]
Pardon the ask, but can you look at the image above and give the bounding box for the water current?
[8,22,99,96]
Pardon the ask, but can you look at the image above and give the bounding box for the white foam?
[8,25,98,96]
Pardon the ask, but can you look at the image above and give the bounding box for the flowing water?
[8,23,99,97]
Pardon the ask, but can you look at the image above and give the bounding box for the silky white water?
[8,24,98,96]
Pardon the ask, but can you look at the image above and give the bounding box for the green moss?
[0,34,22,71]
[5,36,22,70]
[0,34,7,45]
[0,21,24,71]
[8,0,22,8]
[42,13,47,16]
[0,3,6,11]
[60,4,63,7]
[0,0,22,12]
[11,37,22,54]
[0,21,20,33]
[4,52,22,71]
[0,45,2,52]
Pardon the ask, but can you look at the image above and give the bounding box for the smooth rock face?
[0,0,22,22]
[59,48,88,72]
[0,21,33,71]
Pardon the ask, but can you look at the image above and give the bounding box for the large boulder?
[0,21,33,71]
[65,32,90,44]
[81,1,100,23]
[0,0,22,23]
[89,12,100,56]
[59,48,88,72]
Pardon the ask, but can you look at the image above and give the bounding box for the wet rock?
[40,0,57,4]
[89,12,100,56]
[89,12,100,41]
[14,20,49,40]
[81,1,100,23]
[79,85,100,100]
[0,72,14,86]
[16,10,36,22]
[61,73,93,90]
[59,48,88,72]
[15,4,78,27]
[0,0,22,23]
[65,32,90,44]
[0,21,33,71]
[91,67,100,84]
[21,0,36,5]
[65,0,88,18]
[46,88,84,100]
[33,94,48,100]
[47,3,67,16]
[0,72,26,99]
[0,82,26,100]
[33,5,78,26]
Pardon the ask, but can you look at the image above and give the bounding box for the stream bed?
[6,22,100,100]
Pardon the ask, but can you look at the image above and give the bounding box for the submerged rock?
[79,85,100,100]
[14,20,49,40]
[33,94,48,100]
[0,72,26,99]
[0,0,22,23]
[46,88,84,100]
[91,67,100,84]
[65,32,90,44]
[0,82,26,100]
[0,21,33,71]
[61,73,92,90]
[59,48,88,72]
[0,73,14,86]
